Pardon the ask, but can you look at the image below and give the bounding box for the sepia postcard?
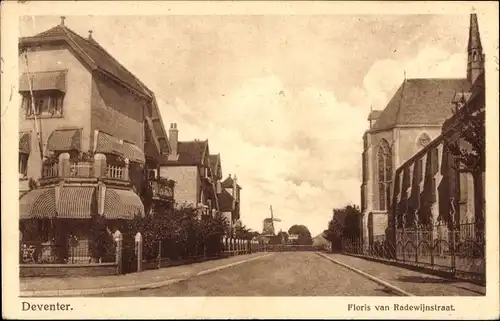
[1,1,499,319]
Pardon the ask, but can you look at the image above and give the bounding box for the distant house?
[288,234,299,244]
[218,174,242,232]
[160,123,219,213]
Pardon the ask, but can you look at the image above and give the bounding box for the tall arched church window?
[378,139,392,211]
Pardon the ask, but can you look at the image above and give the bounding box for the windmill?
[262,205,281,236]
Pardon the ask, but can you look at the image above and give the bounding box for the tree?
[288,225,313,245]
[325,204,362,251]
[277,231,289,244]
[234,224,254,240]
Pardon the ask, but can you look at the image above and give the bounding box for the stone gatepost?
[114,230,123,275]
[124,158,130,181]
[135,232,143,272]
[58,152,70,177]
[222,236,227,253]
[93,153,107,178]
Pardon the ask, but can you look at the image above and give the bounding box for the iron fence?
[341,217,485,283]
[20,240,116,264]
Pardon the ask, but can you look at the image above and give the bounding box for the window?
[378,139,392,211]
[19,153,29,178]
[22,90,64,117]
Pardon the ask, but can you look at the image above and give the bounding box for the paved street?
[97,252,396,296]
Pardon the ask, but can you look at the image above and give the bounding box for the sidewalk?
[20,252,269,296]
[322,253,485,296]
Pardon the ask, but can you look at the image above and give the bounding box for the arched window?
[378,139,392,211]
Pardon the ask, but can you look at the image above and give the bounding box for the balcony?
[38,152,130,188]
[151,178,174,201]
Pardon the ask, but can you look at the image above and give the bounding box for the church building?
[360,13,484,250]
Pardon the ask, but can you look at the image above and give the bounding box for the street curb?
[196,253,271,276]
[20,253,272,297]
[316,252,414,297]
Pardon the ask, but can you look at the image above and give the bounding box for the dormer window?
[19,70,67,118]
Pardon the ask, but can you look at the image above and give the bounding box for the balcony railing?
[42,163,59,178]
[106,165,125,180]
[69,162,93,177]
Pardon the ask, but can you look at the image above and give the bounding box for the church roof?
[370,78,470,132]
[20,22,151,99]
[468,13,482,50]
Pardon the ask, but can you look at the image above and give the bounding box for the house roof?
[218,189,234,212]
[20,23,151,99]
[370,78,471,132]
[222,175,242,189]
[165,140,208,166]
[209,154,221,178]
[20,21,172,156]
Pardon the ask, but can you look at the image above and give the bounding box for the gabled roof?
[218,189,235,212]
[20,22,172,156]
[20,23,151,99]
[209,154,222,179]
[165,140,208,166]
[222,175,242,189]
[370,78,470,132]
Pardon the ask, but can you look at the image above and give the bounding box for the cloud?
[160,44,465,236]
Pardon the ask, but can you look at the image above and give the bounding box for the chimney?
[168,123,178,161]
[60,16,66,26]
[88,30,93,40]
[233,174,237,200]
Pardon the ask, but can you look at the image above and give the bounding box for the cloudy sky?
[20,14,476,236]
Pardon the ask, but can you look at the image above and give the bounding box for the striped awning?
[95,131,124,156]
[95,131,144,164]
[19,132,31,154]
[46,129,81,151]
[122,142,145,164]
[19,70,67,93]
[57,186,96,219]
[104,188,145,220]
[19,188,56,219]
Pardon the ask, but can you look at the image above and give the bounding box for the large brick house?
[18,17,173,263]
[360,13,483,250]
[159,123,219,213]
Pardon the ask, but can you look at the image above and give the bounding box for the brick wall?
[90,74,146,150]
[19,46,93,179]
[159,166,199,205]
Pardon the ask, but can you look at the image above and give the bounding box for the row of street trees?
[126,203,230,261]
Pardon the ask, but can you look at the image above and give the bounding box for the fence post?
[114,230,123,275]
[135,232,142,272]
[157,240,162,269]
